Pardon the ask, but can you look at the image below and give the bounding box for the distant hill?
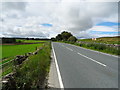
[78,36,120,44]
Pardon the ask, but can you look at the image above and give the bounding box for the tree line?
[51,31,77,43]
[1,37,50,44]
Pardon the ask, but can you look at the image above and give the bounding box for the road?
[52,42,118,88]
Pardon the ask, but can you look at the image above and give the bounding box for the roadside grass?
[14,42,51,89]
[1,43,42,59]
[77,43,120,55]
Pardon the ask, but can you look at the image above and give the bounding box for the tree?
[51,31,77,42]
[51,37,56,41]
[56,34,62,41]
[2,38,16,43]
[61,31,72,41]
[68,36,77,43]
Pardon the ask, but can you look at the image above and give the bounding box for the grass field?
[1,43,43,59]
[78,36,120,44]
[1,43,44,77]
[16,39,48,43]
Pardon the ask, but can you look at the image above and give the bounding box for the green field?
[16,39,47,43]
[1,43,44,76]
[1,43,43,59]
[78,36,120,44]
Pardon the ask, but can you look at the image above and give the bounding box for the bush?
[68,36,77,43]
[18,40,22,43]
[106,47,120,55]
[86,43,94,48]
[51,37,56,41]
[74,43,80,46]
[79,43,88,47]
[93,44,106,50]
[78,42,119,55]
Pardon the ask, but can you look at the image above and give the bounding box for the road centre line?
[66,47,73,51]
[60,43,106,67]
[77,52,107,67]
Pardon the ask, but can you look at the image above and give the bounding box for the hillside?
[78,36,120,44]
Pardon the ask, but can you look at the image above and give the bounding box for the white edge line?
[67,43,119,58]
[77,52,107,67]
[52,43,64,88]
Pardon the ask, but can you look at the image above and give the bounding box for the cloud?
[0,2,28,21]
[56,2,118,32]
[0,1,119,38]
[2,2,27,11]
[88,25,118,38]
[75,25,119,38]
[89,26,118,32]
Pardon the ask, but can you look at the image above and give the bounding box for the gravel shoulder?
[48,50,60,88]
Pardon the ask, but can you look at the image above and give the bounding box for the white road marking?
[77,52,107,67]
[52,43,64,88]
[66,47,73,51]
[67,43,119,58]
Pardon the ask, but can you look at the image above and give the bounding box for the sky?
[0,0,119,39]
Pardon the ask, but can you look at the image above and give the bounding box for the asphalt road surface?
[52,42,118,88]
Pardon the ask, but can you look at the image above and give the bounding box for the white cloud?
[89,26,118,32]
[2,2,27,11]
[56,2,118,31]
[0,1,119,38]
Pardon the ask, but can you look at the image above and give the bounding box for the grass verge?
[12,42,51,89]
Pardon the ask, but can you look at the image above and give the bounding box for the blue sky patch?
[96,22,119,26]
[41,23,53,27]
